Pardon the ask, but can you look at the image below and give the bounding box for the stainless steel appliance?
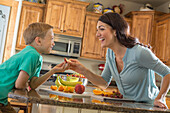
[51,35,82,57]
[0,5,10,64]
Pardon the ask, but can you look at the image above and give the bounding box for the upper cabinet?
[81,12,132,61]
[155,14,170,65]
[0,0,19,62]
[81,12,106,60]
[125,11,165,48]
[45,0,89,37]
[16,1,45,50]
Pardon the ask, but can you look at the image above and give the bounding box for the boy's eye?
[100,28,105,30]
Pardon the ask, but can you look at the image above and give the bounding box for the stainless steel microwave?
[50,35,82,57]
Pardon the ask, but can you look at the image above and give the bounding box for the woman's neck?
[110,42,127,59]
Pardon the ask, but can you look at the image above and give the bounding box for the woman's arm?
[154,74,170,108]
[67,59,108,89]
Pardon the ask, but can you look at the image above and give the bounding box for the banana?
[59,76,82,87]
[55,76,64,87]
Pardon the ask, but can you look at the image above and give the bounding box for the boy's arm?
[29,62,66,89]
[15,70,29,89]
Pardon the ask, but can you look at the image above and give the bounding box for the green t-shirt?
[0,45,42,105]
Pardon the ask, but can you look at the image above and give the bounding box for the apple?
[75,84,85,94]
[64,58,71,63]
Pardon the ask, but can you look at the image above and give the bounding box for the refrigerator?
[0,5,10,64]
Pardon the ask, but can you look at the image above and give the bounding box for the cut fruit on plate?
[50,85,58,90]
[93,89,104,95]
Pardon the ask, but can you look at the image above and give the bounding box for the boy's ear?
[34,37,41,45]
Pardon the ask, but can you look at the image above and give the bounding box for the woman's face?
[96,21,115,48]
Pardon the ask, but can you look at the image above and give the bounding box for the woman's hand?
[154,98,168,109]
[64,59,86,74]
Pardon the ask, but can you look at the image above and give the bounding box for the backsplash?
[41,54,105,75]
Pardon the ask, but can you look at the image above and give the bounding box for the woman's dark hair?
[98,13,151,48]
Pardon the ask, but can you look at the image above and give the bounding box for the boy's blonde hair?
[23,22,53,45]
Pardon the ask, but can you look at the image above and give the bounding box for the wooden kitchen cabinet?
[155,14,170,65]
[125,11,165,48]
[0,0,19,62]
[81,12,106,60]
[16,1,45,50]
[45,0,89,37]
[81,12,132,61]
[166,96,170,109]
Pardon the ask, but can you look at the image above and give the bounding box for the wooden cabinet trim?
[2,0,19,62]
[22,1,45,7]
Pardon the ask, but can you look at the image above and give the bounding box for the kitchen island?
[8,85,170,113]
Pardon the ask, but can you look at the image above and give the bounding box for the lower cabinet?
[9,98,32,113]
[31,104,125,113]
[166,97,170,109]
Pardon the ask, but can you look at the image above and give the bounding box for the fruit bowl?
[55,74,88,87]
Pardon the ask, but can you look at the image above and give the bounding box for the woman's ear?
[34,37,41,46]
[113,30,116,37]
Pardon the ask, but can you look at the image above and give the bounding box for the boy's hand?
[52,62,66,73]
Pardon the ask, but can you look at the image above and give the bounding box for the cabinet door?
[64,4,86,37]
[124,18,132,35]
[81,13,106,60]
[16,2,44,50]
[132,14,153,45]
[155,19,170,64]
[45,1,67,33]
[166,97,170,109]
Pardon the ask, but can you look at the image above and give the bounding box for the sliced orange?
[103,91,113,97]
[50,85,58,90]
[93,89,104,95]
[69,87,75,93]
[63,86,70,93]
[58,85,65,91]
[49,94,56,98]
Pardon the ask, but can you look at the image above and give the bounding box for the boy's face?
[40,28,55,54]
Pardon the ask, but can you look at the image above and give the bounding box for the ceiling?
[126,0,170,7]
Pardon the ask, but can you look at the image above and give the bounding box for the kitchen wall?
[156,1,170,13]
[80,0,170,15]
[79,0,143,15]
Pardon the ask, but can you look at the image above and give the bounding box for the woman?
[65,13,170,108]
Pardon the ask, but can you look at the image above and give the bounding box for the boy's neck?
[28,44,41,54]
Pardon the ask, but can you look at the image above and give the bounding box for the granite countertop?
[8,85,170,113]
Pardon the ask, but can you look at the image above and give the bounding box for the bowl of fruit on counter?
[50,73,88,94]
[55,73,88,87]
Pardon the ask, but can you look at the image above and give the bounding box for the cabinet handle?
[60,30,63,32]
[63,30,66,32]
[163,61,167,63]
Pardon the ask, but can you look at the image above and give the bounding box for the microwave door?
[67,40,72,56]
[51,39,71,56]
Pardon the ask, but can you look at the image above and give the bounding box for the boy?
[0,22,66,113]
